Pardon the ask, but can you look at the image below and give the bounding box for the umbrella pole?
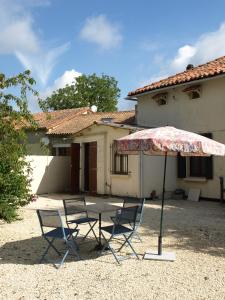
[144,150,175,261]
[139,151,143,198]
[158,152,167,255]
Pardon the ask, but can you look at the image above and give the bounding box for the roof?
[72,121,145,136]
[32,107,91,130]
[94,121,146,131]
[128,55,225,96]
[47,111,135,135]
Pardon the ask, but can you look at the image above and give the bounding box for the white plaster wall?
[74,125,140,197]
[107,127,139,197]
[136,77,225,199]
[142,155,177,198]
[137,77,225,132]
[26,156,71,194]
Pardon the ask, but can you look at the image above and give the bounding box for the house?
[27,108,143,197]
[26,107,92,155]
[126,56,225,200]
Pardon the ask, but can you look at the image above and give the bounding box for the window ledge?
[111,173,131,178]
[184,177,207,182]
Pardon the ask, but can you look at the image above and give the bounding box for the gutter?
[126,73,225,100]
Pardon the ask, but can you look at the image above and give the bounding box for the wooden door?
[89,142,97,194]
[71,143,80,194]
[84,143,90,191]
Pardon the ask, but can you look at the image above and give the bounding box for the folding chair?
[100,206,140,264]
[123,198,145,242]
[36,209,80,269]
[63,197,98,243]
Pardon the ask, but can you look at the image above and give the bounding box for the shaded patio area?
[1,194,225,299]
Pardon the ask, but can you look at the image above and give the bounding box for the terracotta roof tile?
[47,111,135,135]
[128,55,225,96]
[33,107,91,130]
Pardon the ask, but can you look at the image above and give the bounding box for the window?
[177,133,213,179]
[152,92,168,106]
[52,147,71,156]
[189,156,206,177]
[58,147,70,156]
[183,85,201,100]
[190,90,200,99]
[111,142,128,175]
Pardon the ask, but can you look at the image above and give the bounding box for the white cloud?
[171,45,196,71]
[141,22,225,87]
[0,0,69,85]
[80,15,122,50]
[15,43,70,86]
[0,1,39,54]
[171,22,225,72]
[0,19,39,54]
[41,69,82,98]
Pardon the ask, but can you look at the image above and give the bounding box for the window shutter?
[177,154,186,178]
[205,156,213,179]
[203,133,212,139]
[203,133,213,179]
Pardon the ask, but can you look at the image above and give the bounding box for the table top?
[86,203,121,214]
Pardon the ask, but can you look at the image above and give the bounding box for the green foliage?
[40,73,120,112]
[0,70,38,222]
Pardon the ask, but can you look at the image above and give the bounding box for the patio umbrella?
[115,126,225,261]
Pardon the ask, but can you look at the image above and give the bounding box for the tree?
[0,70,38,222]
[41,73,120,112]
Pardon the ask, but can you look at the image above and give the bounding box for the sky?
[1,0,225,112]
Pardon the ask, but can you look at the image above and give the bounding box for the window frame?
[177,133,213,180]
[111,142,129,175]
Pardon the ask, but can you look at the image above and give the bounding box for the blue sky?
[1,0,225,112]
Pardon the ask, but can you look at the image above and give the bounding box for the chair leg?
[117,236,128,252]
[131,231,142,242]
[100,233,121,264]
[117,232,139,257]
[124,230,142,246]
[48,238,80,269]
[68,238,80,260]
[82,221,98,242]
[131,224,142,242]
[122,234,139,260]
[40,237,61,263]
[56,250,69,269]
[40,244,51,263]
[66,223,79,239]
[100,232,111,253]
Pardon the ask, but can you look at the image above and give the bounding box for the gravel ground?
[1,194,225,300]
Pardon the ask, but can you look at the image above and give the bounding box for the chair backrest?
[37,209,63,229]
[123,198,145,224]
[63,197,87,216]
[114,206,139,230]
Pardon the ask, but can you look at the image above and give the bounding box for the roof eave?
[128,73,225,98]
[124,96,138,101]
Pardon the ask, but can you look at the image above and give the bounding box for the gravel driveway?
[0,194,225,300]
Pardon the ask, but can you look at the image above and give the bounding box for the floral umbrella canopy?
[116,126,225,156]
[115,126,225,259]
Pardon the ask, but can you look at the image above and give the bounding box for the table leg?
[99,212,102,246]
[94,212,104,251]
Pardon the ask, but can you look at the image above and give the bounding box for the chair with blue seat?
[63,197,98,243]
[122,197,145,242]
[36,209,80,269]
[100,206,140,264]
